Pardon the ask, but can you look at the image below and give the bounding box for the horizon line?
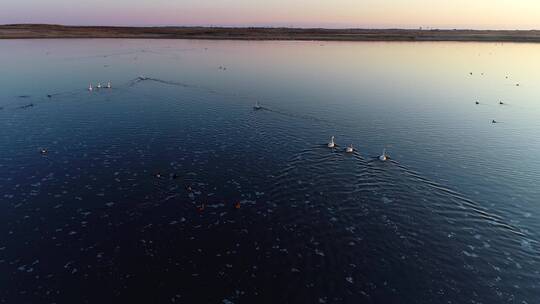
[2,23,539,32]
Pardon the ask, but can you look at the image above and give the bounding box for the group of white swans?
[253,101,388,161]
[88,82,112,91]
[328,136,388,161]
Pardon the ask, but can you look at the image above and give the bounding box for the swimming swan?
[345,144,354,153]
[379,148,388,161]
[328,136,335,148]
[88,84,93,91]
[106,82,111,89]
[254,101,262,110]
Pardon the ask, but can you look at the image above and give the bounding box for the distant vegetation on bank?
[2,24,540,42]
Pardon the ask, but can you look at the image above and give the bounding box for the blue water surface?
[0,39,539,303]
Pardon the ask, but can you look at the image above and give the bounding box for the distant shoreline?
[2,24,540,42]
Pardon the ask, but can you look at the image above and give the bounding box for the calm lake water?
[0,39,539,303]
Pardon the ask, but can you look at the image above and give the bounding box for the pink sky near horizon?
[2,0,540,29]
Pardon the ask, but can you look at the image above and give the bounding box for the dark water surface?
[0,39,539,303]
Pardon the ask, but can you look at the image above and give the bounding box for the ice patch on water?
[381,196,393,204]
[315,249,325,257]
[462,251,478,258]
[520,239,533,252]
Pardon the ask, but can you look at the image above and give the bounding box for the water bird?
[19,103,34,109]
[475,101,479,105]
[328,136,336,148]
[253,101,262,110]
[492,120,497,124]
[516,83,520,86]
[345,144,354,153]
[154,172,162,179]
[197,203,206,212]
[139,75,147,80]
[379,149,388,161]
[97,83,102,89]
[106,82,111,89]
[47,94,52,98]
[499,101,504,105]
[40,148,48,155]
[88,84,93,91]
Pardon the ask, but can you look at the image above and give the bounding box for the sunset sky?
[2,0,540,29]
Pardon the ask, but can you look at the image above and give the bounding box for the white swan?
[106,82,111,89]
[254,101,262,110]
[346,144,354,153]
[88,84,93,91]
[379,148,388,161]
[328,136,335,148]
[97,83,102,89]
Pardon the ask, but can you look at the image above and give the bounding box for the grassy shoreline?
[2,24,540,42]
